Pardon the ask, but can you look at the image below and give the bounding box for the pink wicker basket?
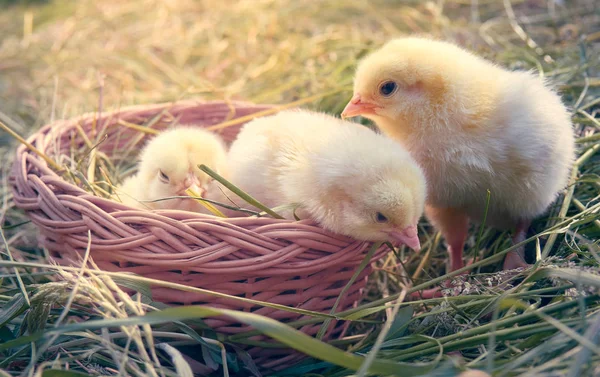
[9,99,390,370]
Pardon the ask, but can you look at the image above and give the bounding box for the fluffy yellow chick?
[342,37,575,272]
[223,110,426,250]
[118,127,228,212]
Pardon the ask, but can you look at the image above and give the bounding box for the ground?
[0,1,599,376]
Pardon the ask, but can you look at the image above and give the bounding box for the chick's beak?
[341,94,379,119]
[186,184,206,198]
[180,173,205,197]
[388,224,421,252]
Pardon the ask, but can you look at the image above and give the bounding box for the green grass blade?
[0,226,30,307]
[198,164,283,219]
[356,289,410,377]
[111,275,154,300]
[42,370,94,377]
[1,305,438,376]
[317,242,380,340]
[0,293,28,327]
[473,189,491,264]
[527,267,600,289]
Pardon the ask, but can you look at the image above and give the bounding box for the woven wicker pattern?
[9,100,390,369]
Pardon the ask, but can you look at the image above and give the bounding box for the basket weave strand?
[9,99,390,370]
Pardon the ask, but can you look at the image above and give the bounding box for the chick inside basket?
[111,109,426,251]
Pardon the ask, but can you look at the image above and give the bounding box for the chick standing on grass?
[222,110,426,250]
[342,37,575,274]
[117,127,228,212]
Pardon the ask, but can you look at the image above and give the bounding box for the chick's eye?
[375,212,388,223]
[379,81,397,97]
[158,170,169,183]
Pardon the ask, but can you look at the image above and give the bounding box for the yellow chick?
[223,110,426,250]
[342,37,575,272]
[117,127,228,212]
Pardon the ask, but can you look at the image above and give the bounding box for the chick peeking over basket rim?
[218,109,427,250]
[117,127,228,213]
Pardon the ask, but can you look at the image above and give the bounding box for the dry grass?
[1,0,600,376]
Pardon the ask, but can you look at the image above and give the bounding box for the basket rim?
[13,98,275,213]
[25,98,277,144]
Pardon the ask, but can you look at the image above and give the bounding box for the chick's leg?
[426,206,469,271]
[413,206,469,299]
[503,220,531,270]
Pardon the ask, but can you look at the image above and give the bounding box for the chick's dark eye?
[375,212,388,223]
[379,81,397,97]
[158,170,169,183]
